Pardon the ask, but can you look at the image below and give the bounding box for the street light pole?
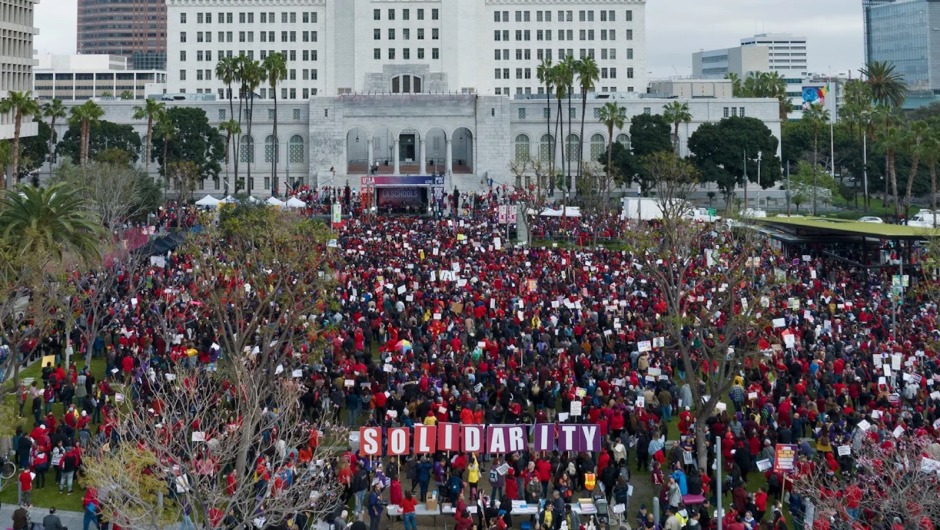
[756,151,763,210]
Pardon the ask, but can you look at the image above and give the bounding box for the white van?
[908,210,940,228]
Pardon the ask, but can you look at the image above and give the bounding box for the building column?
[393,138,400,175]
[367,138,374,173]
[445,138,453,176]
[419,137,427,175]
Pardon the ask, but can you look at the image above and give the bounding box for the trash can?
[594,492,609,525]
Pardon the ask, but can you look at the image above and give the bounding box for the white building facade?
[165,0,647,99]
[740,33,808,76]
[0,0,39,140]
[32,53,168,101]
[52,94,781,197]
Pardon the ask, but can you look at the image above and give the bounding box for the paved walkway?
[0,504,87,529]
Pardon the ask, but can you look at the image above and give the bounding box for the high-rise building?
[692,46,769,79]
[740,33,808,76]
[863,0,940,97]
[0,0,39,141]
[32,53,168,102]
[165,0,647,100]
[77,0,167,70]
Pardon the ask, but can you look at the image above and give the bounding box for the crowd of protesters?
[7,189,940,530]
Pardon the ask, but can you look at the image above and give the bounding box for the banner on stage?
[359,423,601,456]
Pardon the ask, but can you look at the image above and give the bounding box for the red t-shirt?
[19,471,31,491]
[400,497,417,514]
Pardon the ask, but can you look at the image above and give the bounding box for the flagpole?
[829,72,835,178]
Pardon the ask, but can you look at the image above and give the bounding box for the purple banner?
[533,423,555,452]
[485,425,527,454]
[557,424,601,452]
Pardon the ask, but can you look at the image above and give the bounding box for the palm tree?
[132,98,165,173]
[861,61,908,110]
[68,100,104,166]
[552,63,568,195]
[41,98,67,168]
[0,91,40,188]
[235,56,266,196]
[877,120,906,219]
[560,55,577,190]
[575,56,599,184]
[803,103,830,216]
[536,58,554,179]
[216,56,239,179]
[598,102,626,184]
[0,182,102,260]
[262,52,287,197]
[219,119,241,195]
[662,101,692,155]
[154,111,177,200]
[920,131,940,227]
[903,120,929,218]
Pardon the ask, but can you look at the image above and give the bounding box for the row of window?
[373,28,439,41]
[494,9,633,23]
[182,49,318,63]
[495,48,634,61]
[512,133,630,164]
[182,11,319,25]
[497,66,630,80]
[495,29,633,42]
[494,86,631,95]
[181,30,318,44]
[373,8,439,21]
[372,48,440,61]
[181,68,319,82]
[236,135,306,164]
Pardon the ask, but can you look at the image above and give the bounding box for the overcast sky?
[34,0,865,78]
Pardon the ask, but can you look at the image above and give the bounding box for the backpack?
[448,475,463,497]
[489,469,499,484]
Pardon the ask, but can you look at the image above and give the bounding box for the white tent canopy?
[539,206,581,218]
[266,196,286,206]
[195,195,220,207]
[220,195,237,204]
[285,197,307,208]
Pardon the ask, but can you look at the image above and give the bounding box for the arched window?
[540,134,554,163]
[289,135,304,163]
[239,135,254,163]
[264,135,279,163]
[590,133,606,162]
[565,134,579,163]
[514,134,530,163]
[617,133,630,151]
[391,75,423,94]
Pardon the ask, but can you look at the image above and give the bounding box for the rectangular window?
[625,10,633,21]
[227,13,232,23]
[302,89,309,99]
[432,9,439,20]
[610,68,616,78]
[181,12,187,23]
[180,32,187,43]
[268,12,274,23]
[388,48,396,60]
[197,12,203,24]
[515,11,522,22]
[516,30,522,41]
[417,48,424,59]
[281,31,288,42]
[418,28,424,40]
[524,11,530,22]
[246,32,252,42]
[403,48,410,60]
[311,50,317,60]
[600,10,606,22]
[388,29,395,40]
[180,70,186,81]
[433,28,439,40]
[433,48,440,59]
[495,69,501,79]
[302,12,307,23]
[495,31,501,42]
[374,48,381,60]
[218,31,224,42]
[579,10,585,22]
[180,51,187,61]
[537,11,543,22]
[403,29,409,40]
[290,31,296,42]
[546,10,551,22]
[240,13,245,23]
[627,48,633,60]
[626,30,632,41]
[247,12,253,23]
[388,8,395,20]
[610,49,616,60]
[403,9,409,20]
[588,10,594,21]
[609,30,616,40]
[302,31,308,42]
[609,10,615,21]
[417,8,424,20]
[289,69,296,80]
[311,70,317,80]
[281,12,288,23]
[374,9,380,20]
[627,67,633,79]
[374,29,381,40]
[290,12,296,23]
[197,50,203,61]
[740,107,745,117]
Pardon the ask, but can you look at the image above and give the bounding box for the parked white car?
[858,216,884,224]
[740,208,767,219]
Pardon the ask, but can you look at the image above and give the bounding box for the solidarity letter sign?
[358,423,600,456]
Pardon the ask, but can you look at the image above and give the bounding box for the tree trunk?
[145,117,153,172]
[567,91,573,192]
[812,133,818,216]
[272,91,278,196]
[904,156,919,220]
[606,124,614,184]
[247,96,254,196]
[546,89,552,179]
[11,112,21,186]
[579,92,586,187]
[555,99,564,194]
[889,150,900,220]
[225,134,231,196]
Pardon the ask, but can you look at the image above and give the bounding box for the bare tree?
[81,205,346,530]
[53,160,156,233]
[791,433,940,528]
[576,161,618,246]
[509,158,532,189]
[632,158,784,468]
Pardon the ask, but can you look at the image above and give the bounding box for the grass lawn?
[0,356,107,511]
